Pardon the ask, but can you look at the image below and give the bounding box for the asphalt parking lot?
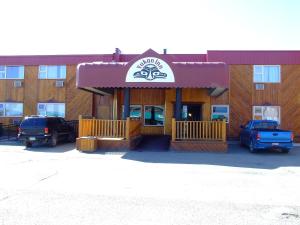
[0,142,299,225]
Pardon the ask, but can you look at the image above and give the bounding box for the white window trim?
[253,106,281,124]
[211,105,229,123]
[38,65,66,80]
[0,102,23,117]
[144,105,165,127]
[253,65,281,83]
[0,65,24,80]
[37,103,66,118]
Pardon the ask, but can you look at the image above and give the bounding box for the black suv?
[18,116,76,147]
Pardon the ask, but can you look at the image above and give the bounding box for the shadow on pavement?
[23,142,75,153]
[121,144,300,169]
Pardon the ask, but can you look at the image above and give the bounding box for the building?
[1,49,300,150]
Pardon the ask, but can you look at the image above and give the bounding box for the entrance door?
[183,104,202,121]
[174,104,202,121]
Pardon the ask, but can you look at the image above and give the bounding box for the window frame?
[121,104,143,119]
[38,65,67,80]
[253,106,281,124]
[144,105,165,127]
[0,65,25,79]
[211,105,229,123]
[0,102,23,117]
[253,65,281,83]
[37,103,66,118]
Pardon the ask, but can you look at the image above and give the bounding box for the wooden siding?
[65,65,93,120]
[229,65,300,139]
[210,90,229,105]
[93,94,113,119]
[0,65,92,124]
[24,66,38,118]
[229,65,252,137]
[280,65,300,135]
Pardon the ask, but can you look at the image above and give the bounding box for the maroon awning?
[76,49,229,90]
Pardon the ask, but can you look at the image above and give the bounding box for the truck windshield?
[252,122,278,130]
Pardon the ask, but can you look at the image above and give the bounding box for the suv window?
[20,118,46,127]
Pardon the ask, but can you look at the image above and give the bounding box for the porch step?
[170,140,228,152]
[136,135,171,151]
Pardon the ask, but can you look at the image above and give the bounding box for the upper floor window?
[37,103,65,117]
[0,103,23,117]
[0,66,24,79]
[253,65,280,83]
[38,65,66,79]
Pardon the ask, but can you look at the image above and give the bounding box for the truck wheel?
[50,133,58,147]
[249,141,257,153]
[25,141,32,148]
[282,149,289,154]
[239,137,244,147]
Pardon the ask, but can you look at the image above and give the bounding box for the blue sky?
[1,0,299,55]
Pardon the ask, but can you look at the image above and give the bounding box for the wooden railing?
[78,116,142,139]
[79,117,126,138]
[126,119,142,139]
[172,118,226,141]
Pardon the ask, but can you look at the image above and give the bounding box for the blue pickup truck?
[240,120,293,153]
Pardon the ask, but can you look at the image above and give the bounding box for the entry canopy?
[76,49,229,95]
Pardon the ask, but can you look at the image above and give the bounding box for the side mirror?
[240,125,245,129]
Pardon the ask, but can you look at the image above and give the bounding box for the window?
[253,65,280,83]
[38,65,66,79]
[144,105,164,126]
[253,106,280,123]
[37,103,65,117]
[122,105,142,119]
[0,103,23,117]
[211,105,229,122]
[0,66,24,79]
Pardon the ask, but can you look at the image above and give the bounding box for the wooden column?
[123,88,130,119]
[175,88,182,121]
[112,88,118,120]
[171,118,176,141]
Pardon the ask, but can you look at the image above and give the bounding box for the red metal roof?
[207,51,300,65]
[0,54,113,65]
[77,49,228,89]
[1,50,300,66]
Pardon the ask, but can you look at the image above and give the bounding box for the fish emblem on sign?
[133,64,167,81]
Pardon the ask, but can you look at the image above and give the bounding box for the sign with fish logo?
[126,57,175,82]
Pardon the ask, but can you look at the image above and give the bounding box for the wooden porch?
[170,119,228,152]
[76,116,227,152]
[76,116,142,152]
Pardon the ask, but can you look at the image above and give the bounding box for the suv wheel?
[50,133,58,147]
[25,141,32,148]
[68,132,76,143]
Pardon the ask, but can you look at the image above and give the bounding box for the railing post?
[78,115,82,137]
[125,117,130,140]
[172,118,176,141]
[222,120,226,142]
